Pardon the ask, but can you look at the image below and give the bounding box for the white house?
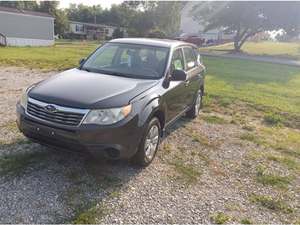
[66,21,126,40]
[0,6,54,46]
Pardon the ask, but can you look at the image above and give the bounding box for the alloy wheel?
[144,124,159,160]
[195,93,202,115]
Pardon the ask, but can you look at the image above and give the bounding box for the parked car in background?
[175,33,205,46]
[16,38,205,166]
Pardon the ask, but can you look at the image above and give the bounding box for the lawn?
[0,41,99,71]
[204,56,300,118]
[201,41,300,60]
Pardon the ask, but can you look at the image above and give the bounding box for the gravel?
[0,67,298,223]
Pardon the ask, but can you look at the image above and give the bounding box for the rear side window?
[183,47,197,70]
[171,49,184,72]
[193,48,202,65]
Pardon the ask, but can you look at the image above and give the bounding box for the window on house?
[75,24,84,32]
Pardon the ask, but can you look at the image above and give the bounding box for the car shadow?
[162,116,193,140]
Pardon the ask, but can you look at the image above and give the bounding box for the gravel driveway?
[0,67,298,223]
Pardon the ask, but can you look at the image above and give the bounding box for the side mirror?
[79,58,85,65]
[171,69,187,81]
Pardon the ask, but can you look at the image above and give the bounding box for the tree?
[192,1,300,51]
[0,1,38,10]
[53,9,69,37]
[123,1,181,37]
[128,10,155,37]
[38,1,59,14]
[147,28,166,38]
[112,27,124,39]
[154,2,181,36]
[66,4,98,23]
[122,1,157,11]
[38,1,69,36]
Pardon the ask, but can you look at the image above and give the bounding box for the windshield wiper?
[81,67,90,72]
[105,71,133,78]
[91,69,133,78]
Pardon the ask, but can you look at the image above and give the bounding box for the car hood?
[29,68,159,109]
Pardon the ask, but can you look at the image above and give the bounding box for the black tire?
[186,89,203,118]
[132,117,161,167]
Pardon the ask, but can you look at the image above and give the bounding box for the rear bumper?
[16,103,143,159]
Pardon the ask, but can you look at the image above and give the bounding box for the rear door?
[182,46,203,107]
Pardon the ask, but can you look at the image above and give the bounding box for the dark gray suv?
[16,38,205,166]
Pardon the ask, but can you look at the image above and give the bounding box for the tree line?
[192,1,300,51]
[1,1,299,51]
[0,1,182,38]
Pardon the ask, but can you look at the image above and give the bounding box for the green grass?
[201,41,300,60]
[210,212,231,224]
[263,112,283,126]
[259,127,300,157]
[202,115,227,124]
[187,130,213,147]
[240,133,262,145]
[73,203,106,224]
[0,151,48,176]
[0,41,99,71]
[171,159,201,184]
[266,154,299,171]
[204,56,300,124]
[250,194,293,213]
[256,165,292,189]
[240,218,252,224]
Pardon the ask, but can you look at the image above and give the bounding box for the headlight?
[20,85,35,109]
[83,105,132,125]
[20,90,28,109]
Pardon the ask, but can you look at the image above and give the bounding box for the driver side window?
[171,49,184,74]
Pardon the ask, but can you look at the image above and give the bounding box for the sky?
[59,0,124,9]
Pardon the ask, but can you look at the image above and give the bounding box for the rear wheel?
[186,90,203,118]
[132,117,161,167]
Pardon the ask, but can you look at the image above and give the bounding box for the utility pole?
[93,5,96,24]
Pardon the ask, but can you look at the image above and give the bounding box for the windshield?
[81,43,169,79]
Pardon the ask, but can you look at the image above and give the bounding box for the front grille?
[27,98,87,126]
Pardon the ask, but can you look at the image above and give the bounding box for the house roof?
[69,20,118,28]
[0,6,53,18]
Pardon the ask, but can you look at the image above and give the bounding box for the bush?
[112,27,124,39]
[263,112,283,125]
[147,28,166,39]
[210,212,231,224]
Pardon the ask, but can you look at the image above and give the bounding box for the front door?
[164,48,189,123]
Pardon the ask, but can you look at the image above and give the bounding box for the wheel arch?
[138,95,166,135]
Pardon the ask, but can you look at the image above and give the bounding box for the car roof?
[109,38,195,48]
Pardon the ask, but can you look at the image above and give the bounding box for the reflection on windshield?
[82,43,169,79]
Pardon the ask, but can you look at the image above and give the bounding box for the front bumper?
[16,103,143,159]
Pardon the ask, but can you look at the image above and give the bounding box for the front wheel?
[132,117,161,167]
[186,90,203,118]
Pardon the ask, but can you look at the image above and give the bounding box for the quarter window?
[183,47,197,70]
[193,48,202,65]
[171,49,184,73]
